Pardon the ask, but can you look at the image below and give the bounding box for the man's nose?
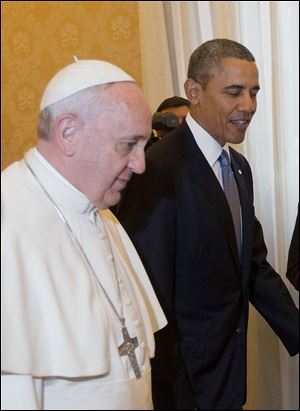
[238,93,256,113]
[129,150,146,174]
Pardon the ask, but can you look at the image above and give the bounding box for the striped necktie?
[219,149,241,256]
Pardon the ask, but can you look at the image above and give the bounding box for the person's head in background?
[184,38,260,147]
[156,96,191,125]
[37,60,152,209]
[151,96,191,141]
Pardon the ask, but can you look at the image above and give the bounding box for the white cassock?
[1,148,167,410]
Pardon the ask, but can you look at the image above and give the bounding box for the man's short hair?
[188,39,255,88]
[156,96,191,113]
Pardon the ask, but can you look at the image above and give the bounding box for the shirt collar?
[24,148,96,215]
[185,113,231,165]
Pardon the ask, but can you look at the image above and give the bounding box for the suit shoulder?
[229,147,251,170]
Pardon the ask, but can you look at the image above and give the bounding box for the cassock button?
[134,319,140,327]
[108,253,114,262]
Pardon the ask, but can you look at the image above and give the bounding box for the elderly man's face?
[187,57,260,146]
[76,83,152,209]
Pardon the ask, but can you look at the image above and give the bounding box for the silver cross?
[118,326,142,379]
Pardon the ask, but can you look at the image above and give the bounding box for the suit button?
[236,327,244,334]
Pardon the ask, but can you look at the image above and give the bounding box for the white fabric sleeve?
[1,373,43,410]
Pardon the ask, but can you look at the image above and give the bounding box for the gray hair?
[37,84,111,140]
[188,39,255,88]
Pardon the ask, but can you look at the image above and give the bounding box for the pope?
[1,59,167,410]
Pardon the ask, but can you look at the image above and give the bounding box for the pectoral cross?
[118,325,142,379]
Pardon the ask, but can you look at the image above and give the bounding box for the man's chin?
[93,191,121,210]
[107,192,122,209]
[228,133,246,145]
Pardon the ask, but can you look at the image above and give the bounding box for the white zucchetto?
[40,59,135,111]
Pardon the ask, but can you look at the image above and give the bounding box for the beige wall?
[1,1,142,169]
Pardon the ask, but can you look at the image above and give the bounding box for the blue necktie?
[219,150,241,256]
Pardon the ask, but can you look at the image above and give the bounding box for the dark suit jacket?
[115,121,299,410]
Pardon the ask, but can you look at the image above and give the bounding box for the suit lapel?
[177,125,240,272]
[230,149,253,282]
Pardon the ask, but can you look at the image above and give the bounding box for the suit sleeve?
[233,152,299,356]
[243,164,299,356]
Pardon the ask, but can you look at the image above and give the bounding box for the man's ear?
[184,78,202,105]
[55,114,79,156]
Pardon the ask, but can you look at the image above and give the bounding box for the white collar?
[24,148,96,215]
[186,113,231,165]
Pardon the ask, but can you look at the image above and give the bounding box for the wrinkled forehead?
[85,86,151,141]
[102,83,151,113]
